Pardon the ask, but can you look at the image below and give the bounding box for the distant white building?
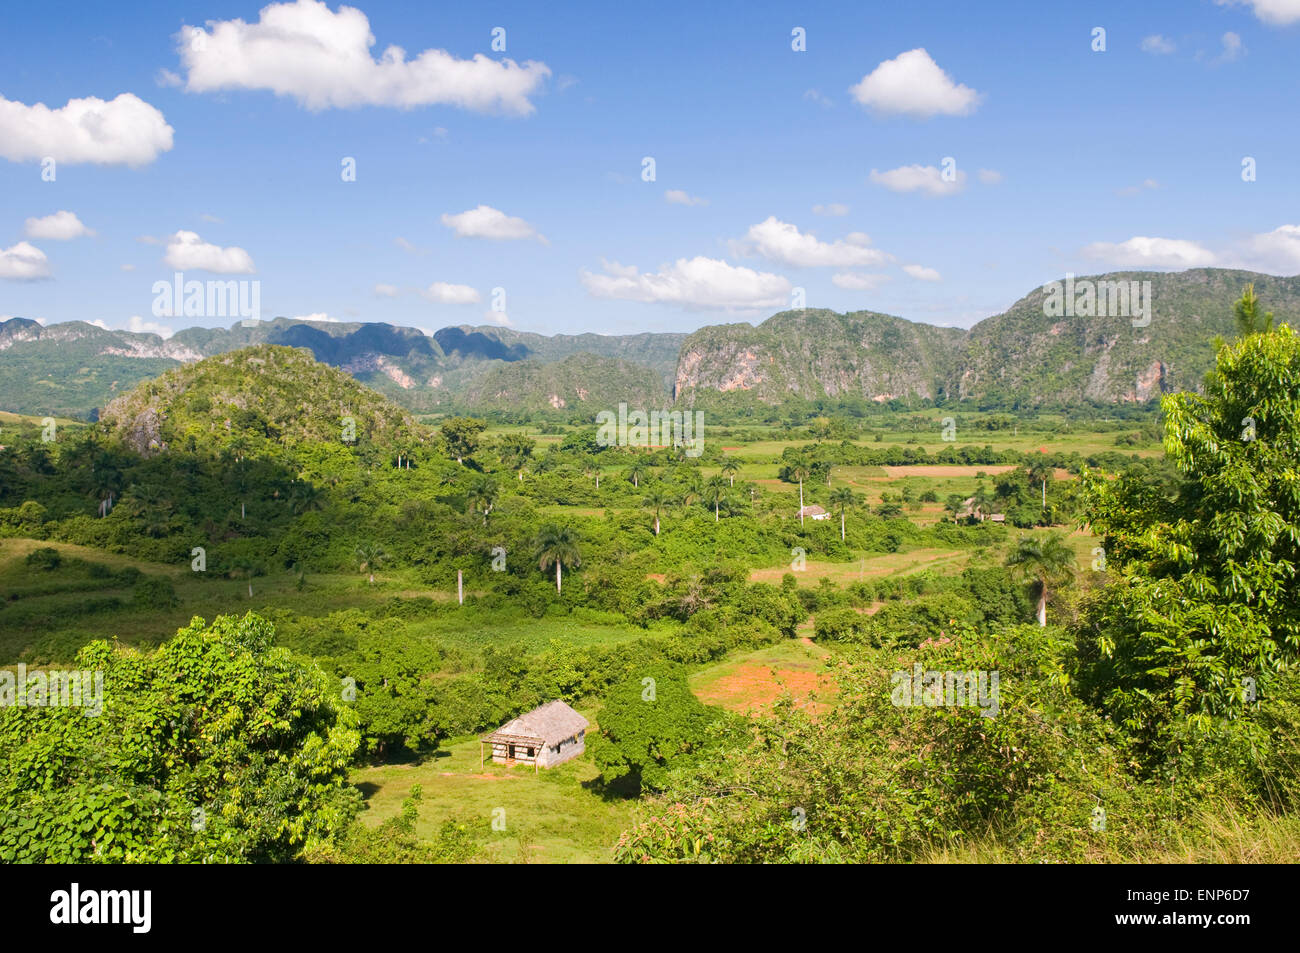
[797,504,830,521]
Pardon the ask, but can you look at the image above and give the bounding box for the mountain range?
[2,267,1296,418]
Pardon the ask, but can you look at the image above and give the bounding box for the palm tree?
[1005,533,1075,626]
[789,461,811,525]
[499,434,534,481]
[1026,461,1053,511]
[534,524,581,594]
[682,471,704,508]
[971,482,992,522]
[288,481,325,515]
[720,458,739,487]
[466,474,499,526]
[626,461,648,489]
[355,543,387,585]
[643,487,672,535]
[943,493,965,524]
[702,475,728,522]
[829,486,858,542]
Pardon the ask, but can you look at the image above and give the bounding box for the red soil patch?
[695,664,836,716]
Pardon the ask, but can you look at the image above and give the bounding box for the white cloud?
[903,264,942,282]
[0,92,173,166]
[25,210,94,240]
[127,315,175,338]
[163,230,256,273]
[832,272,890,290]
[737,217,890,267]
[1082,236,1218,268]
[977,169,1003,185]
[849,49,981,118]
[1217,31,1246,62]
[0,242,51,280]
[803,89,833,108]
[200,213,224,224]
[422,282,480,304]
[373,283,400,297]
[178,0,550,115]
[441,205,545,242]
[665,189,708,206]
[1236,224,1300,273]
[580,256,791,311]
[89,319,110,330]
[1141,34,1177,54]
[1116,178,1161,196]
[869,164,966,197]
[812,203,849,217]
[292,312,342,323]
[1215,0,1300,26]
[394,236,426,254]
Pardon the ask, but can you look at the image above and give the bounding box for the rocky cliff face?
[675,270,1300,406]
[674,310,966,404]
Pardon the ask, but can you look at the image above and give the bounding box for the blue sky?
[1,0,1298,338]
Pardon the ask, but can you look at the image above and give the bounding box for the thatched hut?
[480,700,589,771]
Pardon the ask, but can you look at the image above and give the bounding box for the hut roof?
[797,504,828,517]
[484,700,589,746]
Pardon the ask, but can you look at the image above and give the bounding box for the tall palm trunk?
[840,512,846,542]
[1036,581,1047,626]
[555,562,562,594]
[799,480,805,526]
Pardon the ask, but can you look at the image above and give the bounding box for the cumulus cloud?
[832,272,890,290]
[178,0,550,115]
[0,242,51,280]
[0,92,173,166]
[127,315,175,338]
[1236,224,1300,273]
[1215,0,1300,25]
[1141,34,1177,54]
[737,217,890,268]
[24,210,94,240]
[373,283,400,297]
[812,203,849,217]
[869,164,966,197]
[163,230,256,273]
[292,312,343,323]
[580,256,791,311]
[1082,236,1218,268]
[903,264,942,282]
[849,49,981,118]
[441,205,545,242]
[803,88,833,108]
[421,281,480,304]
[664,189,708,206]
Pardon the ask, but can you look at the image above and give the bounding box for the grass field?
[352,713,633,864]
